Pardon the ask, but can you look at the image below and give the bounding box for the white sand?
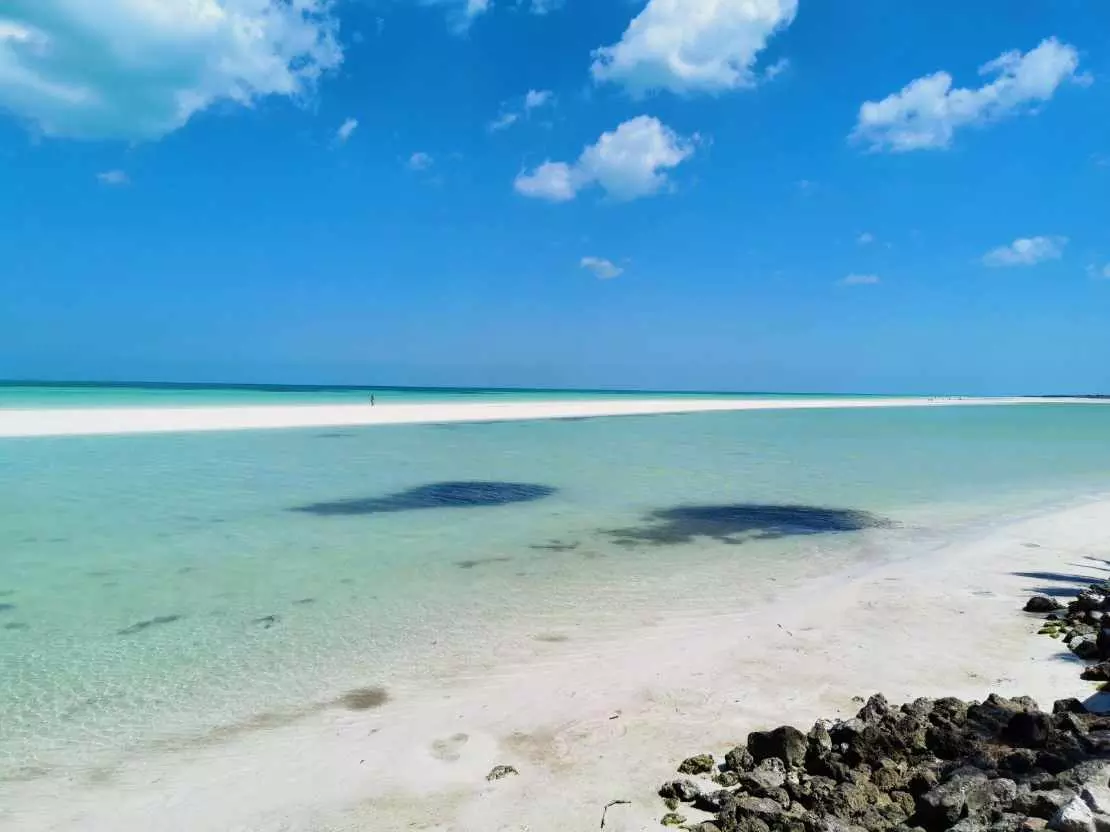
[4,495,1109,831]
[0,396,1097,438]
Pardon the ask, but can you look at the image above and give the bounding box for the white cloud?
[853,38,1085,153]
[408,151,434,171]
[336,117,358,144]
[1086,264,1110,280]
[515,115,695,202]
[0,0,342,141]
[422,0,490,32]
[489,89,553,132]
[580,257,624,279]
[857,232,875,245]
[590,0,797,95]
[982,236,1067,267]
[96,169,129,186]
[528,0,564,14]
[840,273,880,286]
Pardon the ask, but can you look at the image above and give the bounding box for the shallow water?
[2,403,1110,776]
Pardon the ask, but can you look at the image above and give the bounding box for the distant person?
[370,394,376,407]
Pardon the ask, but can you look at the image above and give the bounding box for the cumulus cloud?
[0,0,343,141]
[489,89,554,132]
[96,169,129,186]
[514,115,695,202]
[528,0,565,14]
[580,257,624,279]
[1087,264,1110,280]
[853,38,1085,153]
[982,236,1067,267]
[590,0,797,95]
[840,274,880,286]
[857,232,875,245]
[408,151,434,171]
[336,117,358,144]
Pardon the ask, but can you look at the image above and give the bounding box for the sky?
[1,0,1108,395]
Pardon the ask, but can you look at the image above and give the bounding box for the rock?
[737,763,790,794]
[1082,785,1110,816]
[485,765,518,781]
[661,812,687,827]
[1081,662,1110,682]
[951,819,989,832]
[1049,796,1096,832]
[1074,591,1106,613]
[1027,596,1066,613]
[663,796,679,810]
[915,766,992,832]
[726,745,756,772]
[714,770,741,787]
[857,693,892,722]
[1003,711,1054,748]
[1022,821,1049,832]
[1014,789,1079,820]
[660,779,702,803]
[1055,699,1090,715]
[735,796,785,822]
[1070,636,1101,660]
[1098,628,1110,660]
[679,754,717,775]
[1000,748,1039,775]
[1057,761,1110,792]
[691,825,723,832]
[748,726,809,769]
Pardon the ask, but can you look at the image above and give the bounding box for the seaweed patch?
[605,504,891,547]
[339,687,389,711]
[291,481,556,516]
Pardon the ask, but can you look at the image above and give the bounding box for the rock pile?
[1026,582,1110,679]
[659,693,1110,832]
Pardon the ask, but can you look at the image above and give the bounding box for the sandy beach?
[4,493,1108,831]
[0,396,1095,438]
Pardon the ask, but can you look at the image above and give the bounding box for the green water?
[1,402,1108,779]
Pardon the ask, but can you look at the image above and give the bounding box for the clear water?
[2,402,1109,779]
[0,381,902,409]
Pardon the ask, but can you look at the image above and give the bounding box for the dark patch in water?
[316,432,354,439]
[456,557,513,570]
[533,633,570,643]
[530,540,580,552]
[339,578,355,585]
[117,614,183,636]
[293,597,315,605]
[0,603,14,613]
[605,504,891,547]
[340,687,389,710]
[253,615,280,629]
[0,590,13,597]
[291,481,556,516]
[3,622,28,631]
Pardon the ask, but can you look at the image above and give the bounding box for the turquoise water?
[2,403,1110,778]
[0,381,897,409]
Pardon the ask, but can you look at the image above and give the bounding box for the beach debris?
[1027,596,1065,613]
[659,692,1110,832]
[599,799,631,828]
[486,765,519,781]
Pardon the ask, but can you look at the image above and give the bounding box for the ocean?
[2,392,1109,781]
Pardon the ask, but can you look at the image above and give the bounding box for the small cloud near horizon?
[839,273,880,286]
[96,170,129,186]
[982,235,1067,267]
[408,152,434,171]
[336,118,358,144]
[580,256,624,279]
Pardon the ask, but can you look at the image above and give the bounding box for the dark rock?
[679,754,717,775]
[660,779,702,803]
[739,758,788,793]
[915,766,992,831]
[858,693,892,722]
[661,812,687,827]
[485,765,518,781]
[715,770,741,787]
[1070,636,1101,661]
[1003,711,1054,748]
[748,726,809,769]
[1027,596,1065,613]
[1013,789,1079,820]
[1056,761,1110,792]
[1081,663,1110,682]
[727,745,757,772]
[999,748,1039,775]
[907,766,941,798]
[1074,591,1106,613]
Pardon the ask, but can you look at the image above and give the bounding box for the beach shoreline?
[0,395,1101,438]
[4,493,1109,831]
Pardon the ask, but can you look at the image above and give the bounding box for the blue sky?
[1,0,1108,394]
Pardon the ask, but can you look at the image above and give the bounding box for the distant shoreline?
[0,395,1102,439]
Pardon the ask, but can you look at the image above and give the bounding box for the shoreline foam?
[4,494,1109,831]
[0,396,1100,438]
